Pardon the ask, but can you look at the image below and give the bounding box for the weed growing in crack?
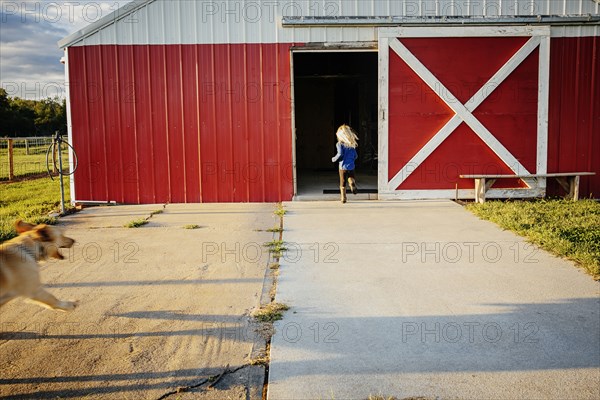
[264,240,287,258]
[249,355,269,366]
[124,219,148,228]
[252,303,290,323]
[266,225,283,233]
[274,203,287,217]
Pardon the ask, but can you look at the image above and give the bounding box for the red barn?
[59,0,600,203]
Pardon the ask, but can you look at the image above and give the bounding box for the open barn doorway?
[293,50,378,200]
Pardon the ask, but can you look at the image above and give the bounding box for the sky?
[0,0,130,100]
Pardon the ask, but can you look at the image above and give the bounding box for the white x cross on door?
[378,27,550,200]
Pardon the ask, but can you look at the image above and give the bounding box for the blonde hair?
[336,124,359,148]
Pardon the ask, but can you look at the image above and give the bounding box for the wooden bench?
[459,172,596,203]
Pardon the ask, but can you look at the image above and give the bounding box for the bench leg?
[474,178,486,203]
[569,176,580,201]
[555,177,570,193]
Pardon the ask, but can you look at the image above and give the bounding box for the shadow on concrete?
[269,297,600,375]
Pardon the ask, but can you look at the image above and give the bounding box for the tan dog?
[0,220,78,311]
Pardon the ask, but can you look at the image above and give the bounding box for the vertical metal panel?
[132,45,157,204]
[548,36,600,197]
[102,45,124,202]
[261,44,280,201]
[165,45,186,203]
[67,46,91,201]
[86,45,109,201]
[147,0,165,45]
[116,45,140,203]
[213,45,235,202]
[181,45,201,203]
[245,42,266,201]
[198,44,219,202]
[68,42,294,203]
[147,45,170,203]
[131,4,149,44]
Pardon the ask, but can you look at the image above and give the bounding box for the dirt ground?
[0,203,279,399]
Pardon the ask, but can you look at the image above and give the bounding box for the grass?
[183,224,200,230]
[266,225,283,233]
[274,202,287,217]
[467,199,600,278]
[125,208,165,228]
[0,142,66,181]
[249,355,269,366]
[264,240,287,258]
[124,218,149,228]
[269,262,280,270]
[252,302,290,323]
[0,176,71,242]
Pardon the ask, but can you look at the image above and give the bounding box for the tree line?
[0,88,67,137]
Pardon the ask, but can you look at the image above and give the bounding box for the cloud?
[0,1,130,99]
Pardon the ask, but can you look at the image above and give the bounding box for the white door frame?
[378,26,551,200]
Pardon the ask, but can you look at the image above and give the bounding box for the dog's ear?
[15,220,36,234]
[32,225,53,242]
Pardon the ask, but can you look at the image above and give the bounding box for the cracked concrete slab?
[0,203,277,399]
[268,200,600,400]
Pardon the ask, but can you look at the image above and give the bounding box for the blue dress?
[332,142,358,170]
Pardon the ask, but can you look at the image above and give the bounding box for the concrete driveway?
[268,200,600,399]
[2,200,598,400]
[0,203,279,399]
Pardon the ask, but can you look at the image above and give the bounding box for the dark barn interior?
[293,51,378,197]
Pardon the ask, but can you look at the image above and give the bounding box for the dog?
[0,220,78,311]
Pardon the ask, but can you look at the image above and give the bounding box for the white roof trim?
[57,0,155,48]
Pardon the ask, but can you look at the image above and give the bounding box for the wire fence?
[0,137,70,181]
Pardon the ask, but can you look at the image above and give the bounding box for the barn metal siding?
[62,1,599,202]
[63,0,600,47]
[548,35,600,197]
[68,43,294,203]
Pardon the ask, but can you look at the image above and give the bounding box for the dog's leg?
[28,289,78,312]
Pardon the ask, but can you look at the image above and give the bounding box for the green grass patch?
[124,218,149,228]
[266,225,283,233]
[183,224,200,230]
[0,142,66,181]
[252,302,290,323]
[150,209,163,216]
[0,177,71,242]
[274,203,287,217]
[249,355,269,366]
[264,240,287,258]
[467,199,600,278]
[264,240,286,249]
